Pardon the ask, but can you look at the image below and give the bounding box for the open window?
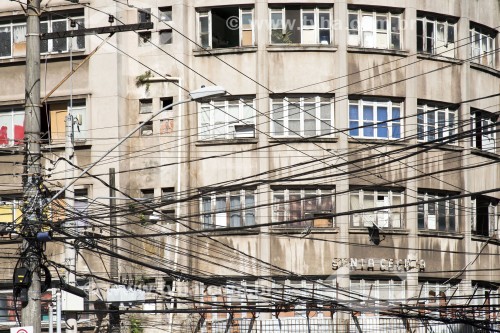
[471,109,497,152]
[470,23,497,67]
[198,7,254,49]
[417,14,457,58]
[270,6,332,45]
[472,196,498,237]
[348,8,402,50]
[44,100,87,144]
[417,191,458,232]
[350,189,403,228]
[201,189,256,228]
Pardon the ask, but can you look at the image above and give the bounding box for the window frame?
[272,187,336,228]
[417,191,458,232]
[471,196,499,237]
[201,189,256,228]
[0,106,24,147]
[349,189,404,228]
[417,104,458,143]
[417,16,456,57]
[269,6,332,45]
[471,110,497,152]
[197,7,254,49]
[198,97,256,140]
[348,9,402,50]
[348,99,402,140]
[270,96,334,138]
[470,25,496,67]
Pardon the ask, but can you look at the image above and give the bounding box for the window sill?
[198,228,260,236]
[470,148,500,160]
[349,227,409,235]
[269,137,338,143]
[42,140,91,151]
[0,146,24,155]
[471,235,500,244]
[348,138,409,146]
[470,62,500,77]
[417,143,464,152]
[416,53,462,65]
[196,138,258,146]
[267,44,338,52]
[0,52,87,65]
[347,47,409,57]
[418,230,464,239]
[193,46,258,56]
[270,227,339,234]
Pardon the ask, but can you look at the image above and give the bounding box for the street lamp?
[49,85,226,203]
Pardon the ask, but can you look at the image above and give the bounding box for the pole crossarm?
[40,22,154,40]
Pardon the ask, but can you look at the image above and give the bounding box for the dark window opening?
[211,7,239,48]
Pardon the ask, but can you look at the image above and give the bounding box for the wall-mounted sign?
[332,258,425,272]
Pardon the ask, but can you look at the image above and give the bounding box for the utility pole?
[108,168,120,333]
[22,0,42,331]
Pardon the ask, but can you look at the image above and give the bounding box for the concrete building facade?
[0,0,499,332]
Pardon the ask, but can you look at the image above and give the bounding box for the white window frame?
[350,189,403,228]
[270,96,334,137]
[0,106,24,147]
[348,10,401,50]
[471,197,499,237]
[269,7,332,45]
[471,110,497,152]
[197,7,254,49]
[198,98,256,140]
[417,104,458,143]
[272,188,335,228]
[350,279,406,308]
[417,192,457,232]
[201,189,256,228]
[348,99,402,140]
[470,26,496,67]
[417,17,456,57]
[40,14,85,55]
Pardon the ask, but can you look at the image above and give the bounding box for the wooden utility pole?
[22,0,42,331]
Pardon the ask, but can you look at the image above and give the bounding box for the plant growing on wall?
[130,317,143,333]
[135,70,153,93]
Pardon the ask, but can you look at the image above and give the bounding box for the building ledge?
[198,228,260,236]
[471,235,500,245]
[349,227,409,235]
[269,137,338,143]
[417,53,462,65]
[0,51,87,66]
[470,62,500,77]
[42,140,91,151]
[470,148,500,160]
[418,231,464,239]
[195,138,258,146]
[270,227,339,235]
[347,47,409,57]
[0,146,24,156]
[417,143,464,152]
[193,46,258,57]
[267,44,338,52]
[348,138,410,146]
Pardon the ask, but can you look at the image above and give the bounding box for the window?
[0,106,24,147]
[417,191,457,232]
[348,99,401,139]
[138,8,151,23]
[159,6,172,22]
[198,7,254,49]
[417,16,456,57]
[138,31,151,46]
[46,100,87,144]
[199,98,255,140]
[0,197,22,236]
[470,284,499,320]
[270,6,332,45]
[141,189,154,200]
[471,110,497,152]
[470,25,496,67]
[471,196,498,237]
[271,96,334,137]
[161,97,174,110]
[417,104,458,143]
[350,189,403,228]
[140,121,153,136]
[0,12,84,58]
[160,29,173,44]
[201,189,256,228]
[350,279,405,307]
[348,9,401,50]
[73,189,89,232]
[272,188,335,228]
[139,99,153,114]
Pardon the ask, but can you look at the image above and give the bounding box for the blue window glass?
[377,106,388,138]
[349,104,359,120]
[349,104,359,136]
[349,121,359,136]
[363,105,374,137]
[392,123,401,138]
